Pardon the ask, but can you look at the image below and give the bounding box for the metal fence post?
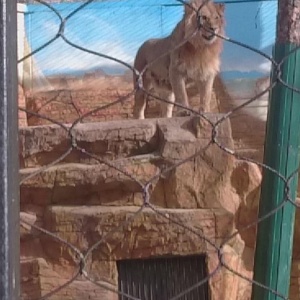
[251,0,300,299]
[0,0,20,299]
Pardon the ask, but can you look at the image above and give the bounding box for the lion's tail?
[132,42,150,119]
[133,42,148,88]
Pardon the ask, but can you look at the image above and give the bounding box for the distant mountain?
[49,64,129,77]
[221,70,267,80]
[83,68,268,79]
[45,65,269,80]
[98,68,269,79]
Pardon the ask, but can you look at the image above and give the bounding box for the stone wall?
[22,74,266,163]
[20,116,263,300]
[19,75,300,299]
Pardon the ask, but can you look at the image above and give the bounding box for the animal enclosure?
[11,0,300,300]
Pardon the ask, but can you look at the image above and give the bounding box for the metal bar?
[251,0,300,299]
[0,0,20,300]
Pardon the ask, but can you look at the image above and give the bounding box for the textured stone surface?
[40,206,245,299]
[21,258,42,300]
[290,258,300,300]
[18,115,277,300]
[233,162,262,248]
[150,117,239,212]
[19,119,158,168]
[20,116,236,210]
[208,245,252,300]
[42,206,230,260]
[20,160,159,206]
[21,258,118,300]
[292,208,300,258]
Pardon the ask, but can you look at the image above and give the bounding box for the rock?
[19,115,258,300]
[20,212,38,238]
[20,116,238,211]
[290,258,300,300]
[19,119,158,168]
[20,160,159,206]
[42,206,229,262]
[40,205,244,299]
[233,162,262,248]
[207,244,252,300]
[21,258,118,300]
[21,258,42,300]
[151,116,240,213]
[292,208,300,255]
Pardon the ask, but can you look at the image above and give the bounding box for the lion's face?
[185,1,225,45]
[198,2,225,44]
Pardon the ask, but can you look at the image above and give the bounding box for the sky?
[23,0,278,78]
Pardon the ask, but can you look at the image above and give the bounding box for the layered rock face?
[20,115,266,300]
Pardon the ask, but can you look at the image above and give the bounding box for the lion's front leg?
[160,91,175,118]
[169,63,190,116]
[199,75,215,113]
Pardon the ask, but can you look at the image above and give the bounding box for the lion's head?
[184,0,225,46]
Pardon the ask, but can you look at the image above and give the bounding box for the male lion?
[133,0,225,119]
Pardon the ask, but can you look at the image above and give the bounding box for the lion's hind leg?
[133,89,147,119]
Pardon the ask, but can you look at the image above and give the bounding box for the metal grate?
[117,255,209,300]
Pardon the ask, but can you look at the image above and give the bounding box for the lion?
[133,0,225,119]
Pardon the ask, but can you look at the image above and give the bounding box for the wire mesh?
[18,0,300,299]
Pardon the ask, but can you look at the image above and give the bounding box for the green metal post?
[252,0,300,299]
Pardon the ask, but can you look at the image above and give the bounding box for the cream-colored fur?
[133,0,225,119]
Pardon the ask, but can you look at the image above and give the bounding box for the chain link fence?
[18,0,300,299]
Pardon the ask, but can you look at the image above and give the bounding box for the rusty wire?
[18,0,300,299]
